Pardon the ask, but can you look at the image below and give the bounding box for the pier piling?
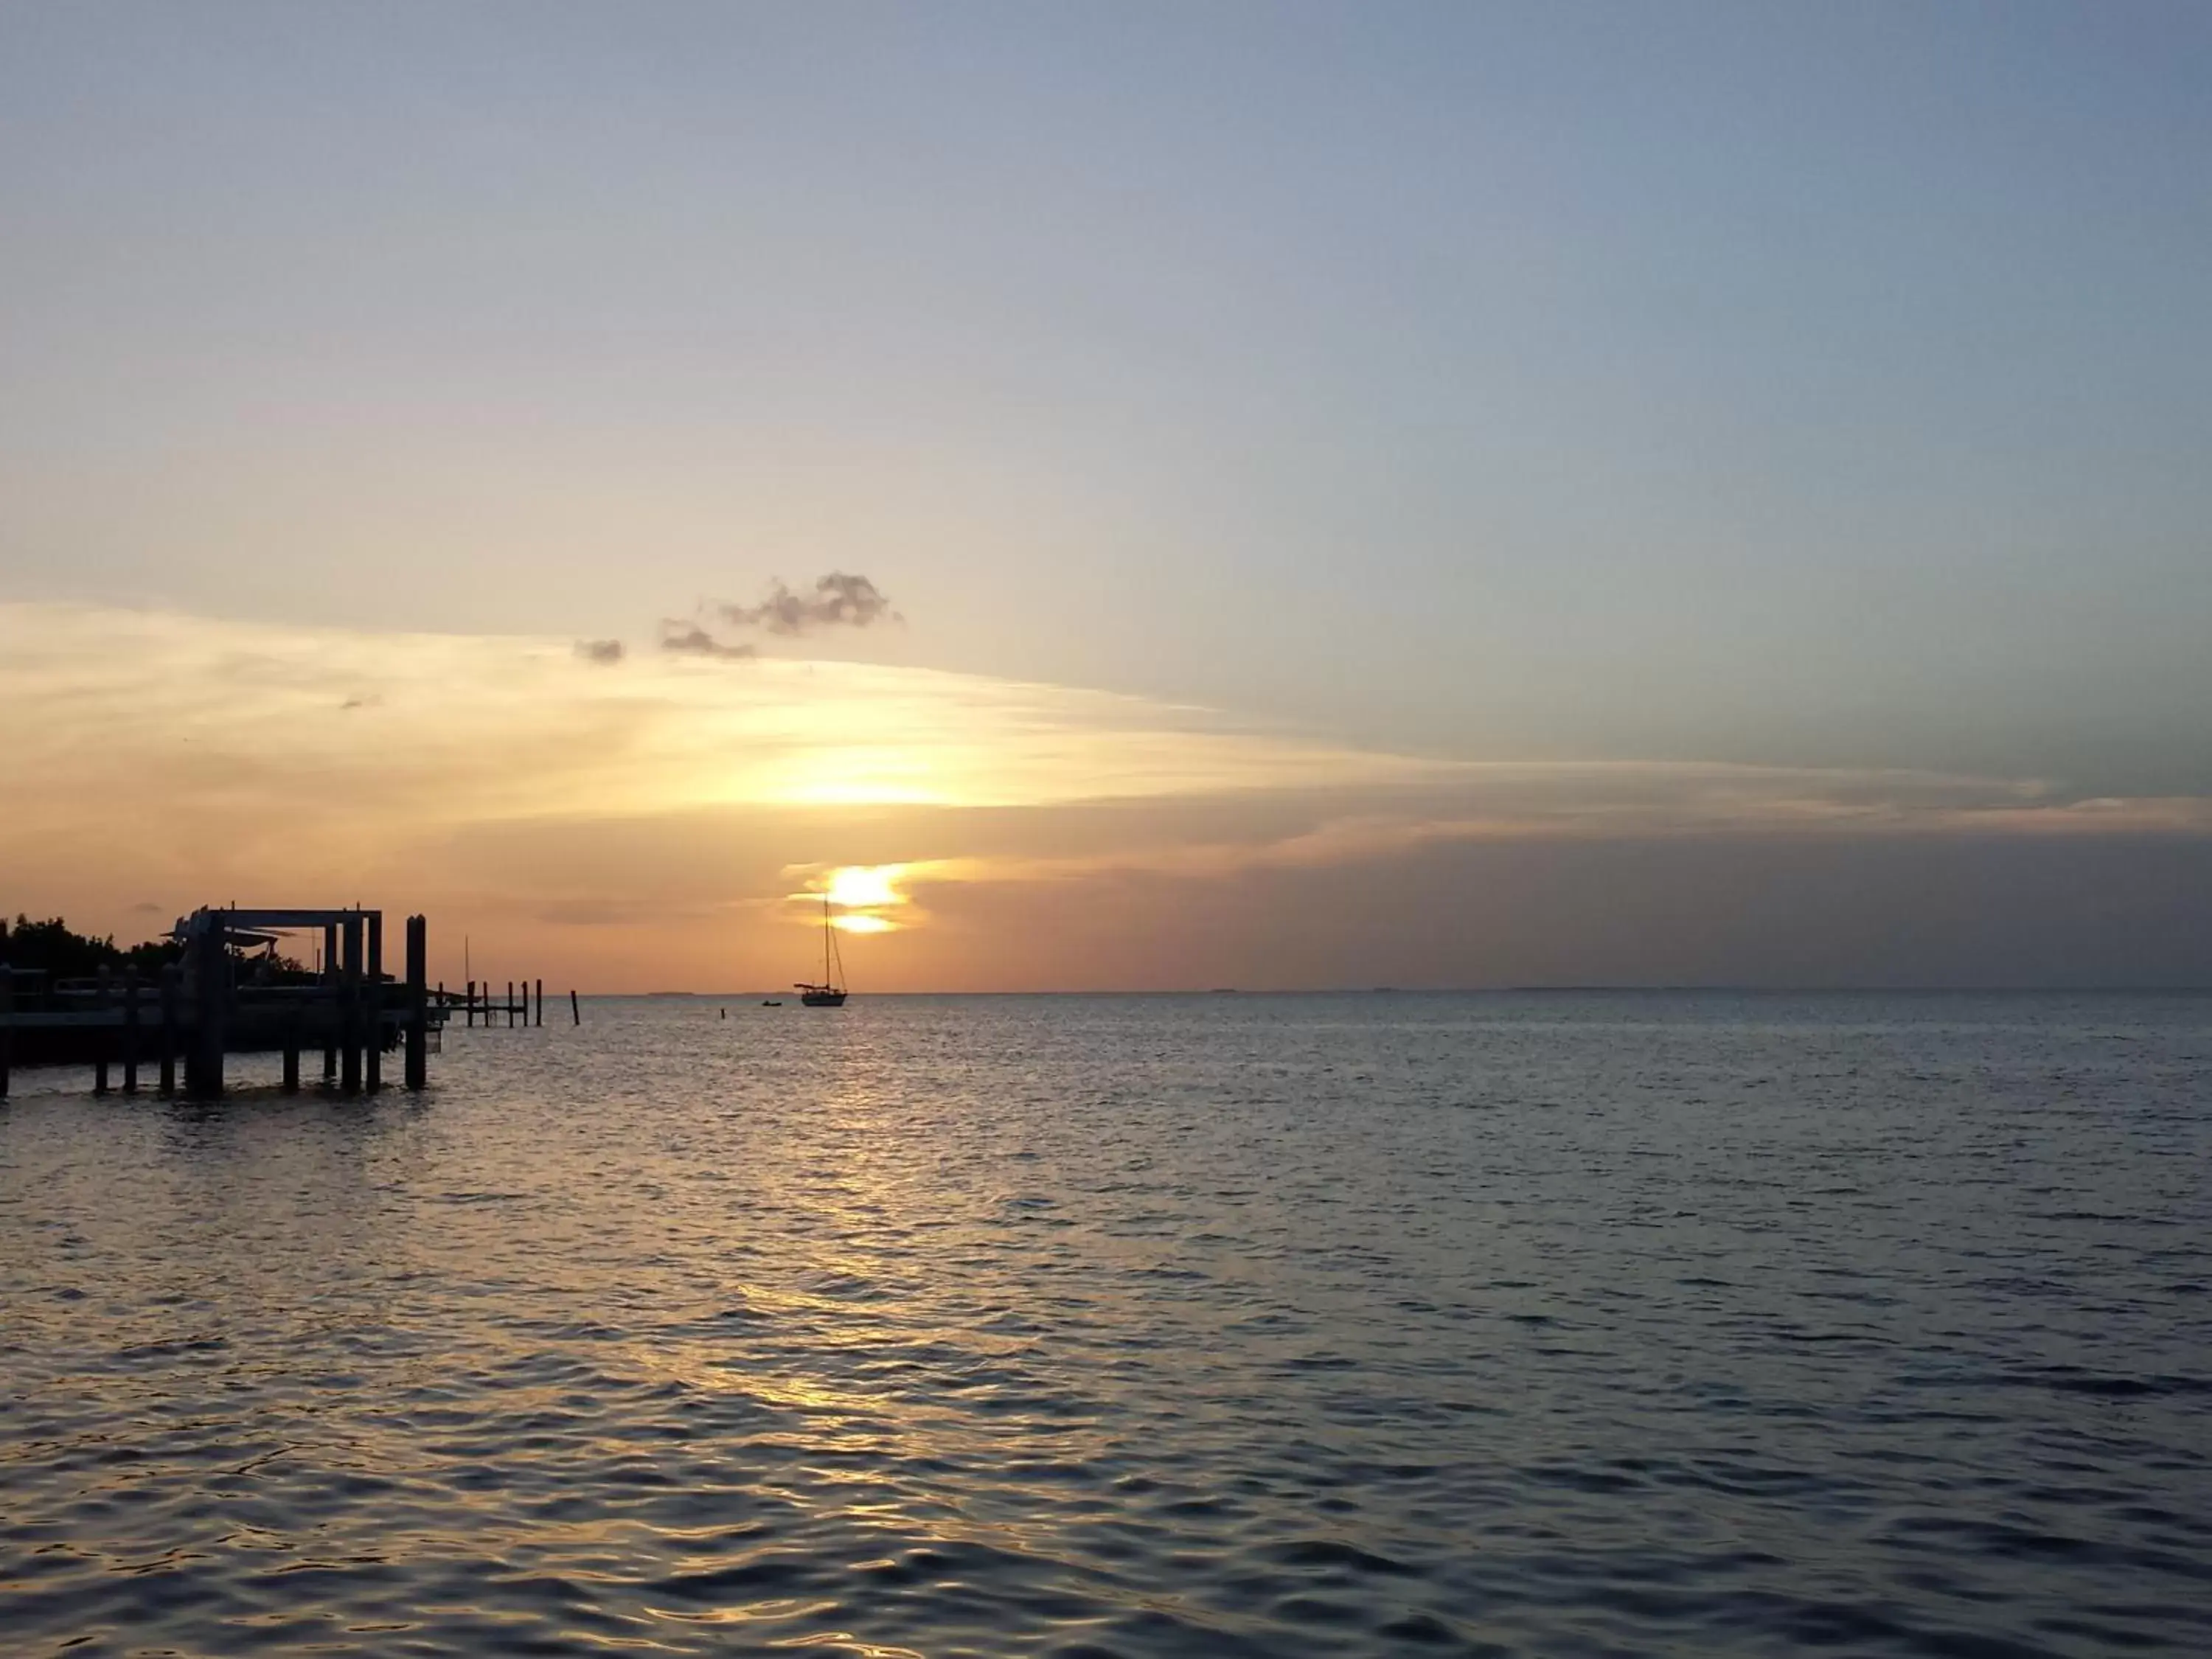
[405,915,428,1091]
[571,988,580,1026]
[159,964,178,1093]
[322,922,338,1083]
[94,967,111,1094]
[365,912,384,1093]
[122,972,140,1092]
[184,920,226,1096]
[340,916,362,1094]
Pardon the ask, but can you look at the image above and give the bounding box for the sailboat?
[796,893,848,1007]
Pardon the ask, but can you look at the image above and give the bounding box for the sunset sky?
[4,3,2208,989]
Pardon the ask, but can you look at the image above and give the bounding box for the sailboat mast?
[822,893,832,986]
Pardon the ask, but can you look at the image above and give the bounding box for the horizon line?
[602,984,2212,998]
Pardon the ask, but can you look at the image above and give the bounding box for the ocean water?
[1,992,2208,1658]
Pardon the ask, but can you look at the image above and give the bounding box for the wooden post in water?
[504,980,514,1029]
[340,916,362,1094]
[122,971,139,1093]
[535,978,543,1027]
[466,979,476,1029]
[404,915,428,1091]
[158,964,178,1094]
[94,966,112,1094]
[186,922,226,1096]
[282,971,302,1093]
[322,922,339,1084]
[364,912,384,1093]
[570,988,580,1026]
[0,954,12,1102]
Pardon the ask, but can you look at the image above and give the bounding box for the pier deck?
[0,905,539,1098]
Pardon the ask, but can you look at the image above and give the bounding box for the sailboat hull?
[799,988,846,1007]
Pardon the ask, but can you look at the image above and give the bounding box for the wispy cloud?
[4,603,2208,988]
[870,782,2212,905]
[574,638,625,664]
[9,605,2207,839]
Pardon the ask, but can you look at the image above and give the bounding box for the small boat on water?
[796,893,848,1007]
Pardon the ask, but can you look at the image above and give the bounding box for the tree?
[4,915,185,980]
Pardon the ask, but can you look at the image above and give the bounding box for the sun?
[798,864,916,933]
[824,866,907,910]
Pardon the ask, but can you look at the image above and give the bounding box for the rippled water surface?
[4,992,2210,1656]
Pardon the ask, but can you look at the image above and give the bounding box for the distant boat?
[796,893,848,1007]
[761,999,782,1007]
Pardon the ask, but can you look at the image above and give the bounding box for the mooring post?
[322,922,339,1083]
[571,988,580,1026]
[122,970,140,1092]
[535,978,543,1027]
[404,915,428,1091]
[364,913,384,1093]
[466,979,476,1029]
[341,915,362,1093]
[158,964,178,1094]
[187,922,226,1096]
[93,966,112,1094]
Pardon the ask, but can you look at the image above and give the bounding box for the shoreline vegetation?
[1,916,314,985]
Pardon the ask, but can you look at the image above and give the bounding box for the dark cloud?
[717,572,900,636]
[652,573,896,659]
[574,638,625,664]
[339,694,382,711]
[658,620,758,661]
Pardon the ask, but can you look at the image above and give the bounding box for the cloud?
[866,785,2212,905]
[4,602,2209,990]
[650,572,899,659]
[658,620,757,661]
[575,638,625,664]
[716,572,900,636]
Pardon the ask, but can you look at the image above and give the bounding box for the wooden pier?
[0,906,555,1099]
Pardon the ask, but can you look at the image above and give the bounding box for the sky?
[2,2,2208,989]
